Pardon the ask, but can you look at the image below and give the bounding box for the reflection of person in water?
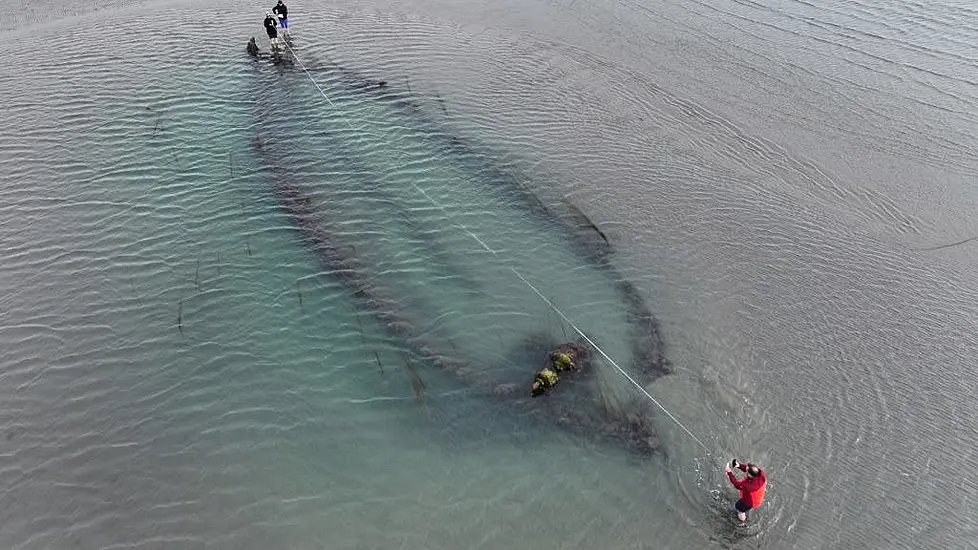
[531,349,581,396]
[263,13,279,47]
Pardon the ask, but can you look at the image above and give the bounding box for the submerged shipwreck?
[246,44,670,456]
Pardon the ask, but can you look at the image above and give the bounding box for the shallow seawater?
[248,58,662,399]
[2,0,978,548]
[0,3,676,550]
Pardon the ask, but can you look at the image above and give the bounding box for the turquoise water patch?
[248,56,660,402]
[0,7,678,549]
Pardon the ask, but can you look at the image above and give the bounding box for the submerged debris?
[373,351,384,376]
[402,357,427,408]
[248,62,669,456]
[531,343,590,397]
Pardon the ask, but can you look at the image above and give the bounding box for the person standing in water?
[725,459,767,522]
[263,12,279,48]
[272,1,289,37]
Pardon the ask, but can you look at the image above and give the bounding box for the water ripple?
[1,1,976,549]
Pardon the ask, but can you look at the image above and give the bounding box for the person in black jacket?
[272,1,289,36]
[263,12,279,46]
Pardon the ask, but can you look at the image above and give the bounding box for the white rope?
[509,267,712,453]
[276,41,715,456]
[280,39,364,135]
[411,183,498,254]
[280,40,336,109]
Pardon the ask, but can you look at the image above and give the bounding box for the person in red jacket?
[725,459,766,521]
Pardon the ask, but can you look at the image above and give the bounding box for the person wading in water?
[725,459,767,522]
[263,12,280,48]
[272,0,289,38]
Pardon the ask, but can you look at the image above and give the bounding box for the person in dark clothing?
[247,36,260,57]
[263,13,279,46]
[272,1,289,35]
